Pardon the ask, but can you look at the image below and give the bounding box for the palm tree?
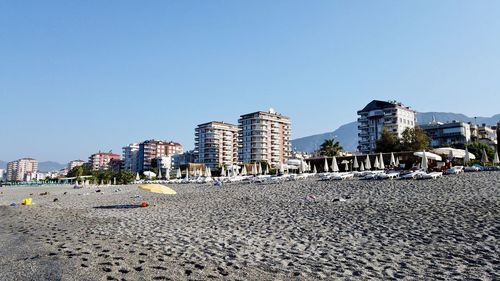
[318,139,343,157]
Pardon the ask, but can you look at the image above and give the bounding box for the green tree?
[466,142,495,162]
[116,171,135,185]
[376,128,401,152]
[318,139,343,156]
[66,165,92,177]
[401,127,431,151]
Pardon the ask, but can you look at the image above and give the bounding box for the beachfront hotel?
[6,158,38,182]
[137,140,183,172]
[195,121,239,169]
[357,100,416,154]
[88,152,121,171]
[238,109,292,166]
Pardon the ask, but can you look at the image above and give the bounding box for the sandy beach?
[1,172,499,280]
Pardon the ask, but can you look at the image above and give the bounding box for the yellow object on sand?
[22,197,32,205]
[138,184,177,195]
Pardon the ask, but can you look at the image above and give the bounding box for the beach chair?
[419,171,443,179]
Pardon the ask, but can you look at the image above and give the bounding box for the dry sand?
[0,172,499,280]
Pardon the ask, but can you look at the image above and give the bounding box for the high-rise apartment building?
[88,152,121,171]
[138,140,183,172]
[357,100,416,154]
[195,121,238,169]
[122,143,140,172]
[238,109,291,166]
[6,158,38,182]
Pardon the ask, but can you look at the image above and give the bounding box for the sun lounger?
[446,166,464,175]
[377,172,400,180]
[400,171,426,179]
[419,172,443,179]
[331,172,354,180]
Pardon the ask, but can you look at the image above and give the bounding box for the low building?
[88,152,121,171]
[6,158,38,182]
[172,150,196,169]
[421,121,471,148]
[0,169,6,182]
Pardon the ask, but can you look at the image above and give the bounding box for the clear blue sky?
[1,0,499,163]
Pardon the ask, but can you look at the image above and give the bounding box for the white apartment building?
[238,109,291,166]
[67,160,85,171]
[357,100,416,154]
[122,143,140,172]
[195,121,238,169]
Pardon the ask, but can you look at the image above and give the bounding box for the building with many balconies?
[67,160,85,171]
[6,158,38,182]
[357,100,416,154]
[122,143,140,172]
[88,152,121,171]
[238,109,291,166]
[195,121,238,169]
[137,140,183,172]
[421,121,471,148]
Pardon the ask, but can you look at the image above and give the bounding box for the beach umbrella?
[312,165,317,174]
[324,158,329,173]
[379,153,385,169]
[374,157,379,170]
[176,168,181,179]
[331,156,339,172]
[365,155,371,170]
[344,162,349,171]
[221,166,226,177]
[138,184,176,195]
[353,156,359,170]
[265,165,269,175]
[258,163,263,175]
[464,147,470,165]
[279,163,285,174]
[165,168,170,180]
[158,168,162,179]
[185,168,189,180]
[136,172,140,181]
[481,149,489,164]
[413,151,442,161]
[241,165,247,176]
[395,157,399,167]
[360,161,365,171]
[493,150,499,165]
[253,162,258,175]
[390,153,396,166]
[113,177,116,185]
[421,151,428,171]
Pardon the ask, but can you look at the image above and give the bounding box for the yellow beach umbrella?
[138,184,177,195]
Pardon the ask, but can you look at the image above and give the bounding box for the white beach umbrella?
[421,151,428,171]
[265,165,269,175]
[166,168,170,180]
[208,167,212,177]
[379,153,385,169]
[374,157,379,170]
[324,158,329,173]
[395,157,399,167]
[241,165,247,176]
[353,156,359,170]
[344,162,349,171]
[113,177,116,185]
[331,156,339,172]
[481,149,489,164]
[221,166,226,177]
[258,163,263,175]
[279,162,285,174]
[313,165,317,174]
[360,161,365,171]
[365,155,372,170]
[185,169,189,180]
[253,162,258,175]
[413,151,442,161]
[493,150,499,165]
[390,153,396,166]
[464,147,470,165]
[100,179,104,186]
[176,168,181,179]
[158,167,162,179]
[136,172,140,181]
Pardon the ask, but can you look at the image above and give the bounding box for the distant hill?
[292,112,500,153]
[38,161,66,172]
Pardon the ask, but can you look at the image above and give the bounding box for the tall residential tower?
[195,121,238,169]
